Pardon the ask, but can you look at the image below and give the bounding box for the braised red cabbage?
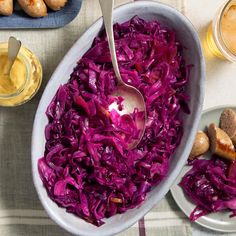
[38,16,190,226]
[180,157,236,221]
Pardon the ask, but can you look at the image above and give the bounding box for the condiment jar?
[206,0,236,62]
[0,43,42,106]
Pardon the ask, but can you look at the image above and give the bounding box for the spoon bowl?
[109,83,146,148]
[99,0,146,149]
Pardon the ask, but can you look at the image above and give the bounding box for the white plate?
[171,105,236,233]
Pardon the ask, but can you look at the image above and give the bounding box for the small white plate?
[171,105,236,233]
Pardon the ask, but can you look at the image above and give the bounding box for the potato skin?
[189,131,210,159]
[17,0,47,18]
[0,0,13,16]
[43,0,67,11]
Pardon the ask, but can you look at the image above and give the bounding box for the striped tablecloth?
[0,0,236,235]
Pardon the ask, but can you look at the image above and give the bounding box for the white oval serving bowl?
[32,1,205,236]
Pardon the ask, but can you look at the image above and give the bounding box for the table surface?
[0,0,236,235]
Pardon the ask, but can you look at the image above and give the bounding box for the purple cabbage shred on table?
[180,157,236,221]
[38,16,190,226]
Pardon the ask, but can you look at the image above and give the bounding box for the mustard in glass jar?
[0,43,42,106]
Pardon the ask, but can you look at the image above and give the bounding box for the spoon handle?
[6,37,22,75]
[99,0,123,84]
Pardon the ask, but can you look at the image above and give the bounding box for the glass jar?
[0,43,42,106]
[206,0,236,62]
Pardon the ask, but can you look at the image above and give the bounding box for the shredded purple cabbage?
[38,16,190,226]
[180,156,236,221]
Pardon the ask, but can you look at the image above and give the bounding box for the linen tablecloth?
[0,0,236,235]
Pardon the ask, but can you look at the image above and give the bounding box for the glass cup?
[0,43,42,107]
[206,0,236,62]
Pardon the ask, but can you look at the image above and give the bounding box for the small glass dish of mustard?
[0,42,42,106]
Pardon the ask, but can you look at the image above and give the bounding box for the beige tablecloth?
[0,0,235,235]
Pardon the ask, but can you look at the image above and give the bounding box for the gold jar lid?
[0,43,42,107]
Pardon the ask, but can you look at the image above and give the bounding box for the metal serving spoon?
[5,36,22,77]
[99,0,147,149]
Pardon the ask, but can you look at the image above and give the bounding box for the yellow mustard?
[0,43,42,107]
[0,54,27,95]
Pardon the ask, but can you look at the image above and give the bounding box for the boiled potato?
[17,0,47,17]
[189,131,210,159]
[43,0,67,11]
[0,0,13,16]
